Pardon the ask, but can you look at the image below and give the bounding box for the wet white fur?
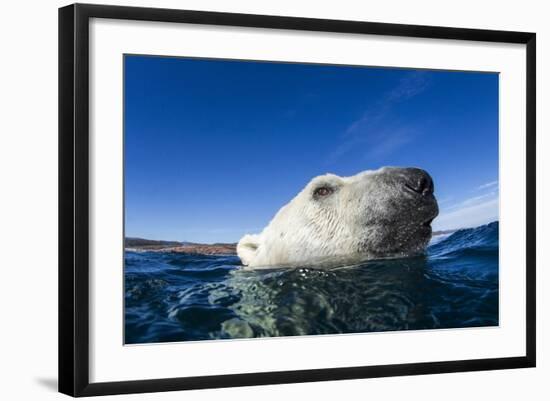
[237,169,408,269]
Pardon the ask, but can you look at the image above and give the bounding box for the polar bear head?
[237,167,438,269]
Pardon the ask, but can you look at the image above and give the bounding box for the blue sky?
[125,55,499,243]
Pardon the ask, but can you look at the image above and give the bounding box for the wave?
[429,221,498,257]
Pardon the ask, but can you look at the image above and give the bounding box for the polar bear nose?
[402,168,434,196]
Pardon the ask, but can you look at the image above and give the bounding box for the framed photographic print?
[58,3,536,397]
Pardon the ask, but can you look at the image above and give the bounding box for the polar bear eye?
[313,186,334,198]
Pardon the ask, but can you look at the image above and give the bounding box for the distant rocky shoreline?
[125,237,237,255]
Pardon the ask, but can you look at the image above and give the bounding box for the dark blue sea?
[124,221,499,344]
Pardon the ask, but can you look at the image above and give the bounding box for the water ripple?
[125,222,499,343]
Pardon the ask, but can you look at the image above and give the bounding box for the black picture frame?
[59,3,536,397]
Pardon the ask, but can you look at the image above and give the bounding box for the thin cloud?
[385,71,430,103]
[328,71,430,164]
[477,180,498,190]
[434,183,499,231]
[433,197,498,231]
[444,191,497,211]
[437,196,454,205]
[363,129,414,161]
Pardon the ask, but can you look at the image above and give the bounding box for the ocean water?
[124,221,499,344]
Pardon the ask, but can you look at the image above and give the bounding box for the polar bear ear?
[237,234,261,266]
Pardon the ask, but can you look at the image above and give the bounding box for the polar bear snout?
[383,167,438,222]
[368,167,438,225]
[400,168,434,197]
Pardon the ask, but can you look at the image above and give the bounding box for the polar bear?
[237,167,438,269]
